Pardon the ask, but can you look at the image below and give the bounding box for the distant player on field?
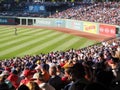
[15,27,17,35]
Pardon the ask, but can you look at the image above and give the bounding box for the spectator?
[95,70,114,88]
[33,72,55,90]
[48,65,63,90]
[62,67,73,90]
[40,64,50,82]
[68,62,90,90]
[26,81,41,90]
[20,68,34,85]
[56,65,64,78]
[0,82,10,90]
[84,82,110,90]
[18,84,30,90]
[7,70,19,89]
[0,70,10,83]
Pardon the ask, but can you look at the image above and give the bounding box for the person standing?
[15,27,17,35]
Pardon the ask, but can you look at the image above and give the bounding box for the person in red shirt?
[20,69,33,85]
[7,70,19,89]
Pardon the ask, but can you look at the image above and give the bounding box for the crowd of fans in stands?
[0,1,119,25]
[0,36,120,90]
[0,1,73,17]
[49,1,120,26]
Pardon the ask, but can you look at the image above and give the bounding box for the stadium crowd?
[49,1,120,26]
[0,36,120,90]
[0,1,74,17]
[1,1,119,25]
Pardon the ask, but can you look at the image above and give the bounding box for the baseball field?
[0,25,98,60]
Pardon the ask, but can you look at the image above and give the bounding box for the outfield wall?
[0,16,16,25]
[0,16,119,37]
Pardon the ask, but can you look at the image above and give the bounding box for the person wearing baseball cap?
[33,72,55,90]
[20,68,34,85]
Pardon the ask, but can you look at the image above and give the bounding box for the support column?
[20,18,22,25]
[26,19,28,26]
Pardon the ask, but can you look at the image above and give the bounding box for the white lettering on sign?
[105,28,109,33]
[110,29,115,34]
[100,28,104,32]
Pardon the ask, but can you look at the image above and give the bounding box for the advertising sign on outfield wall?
[72,20,83,30]
[0,17,16,25]
[83,22,97,34]
[66,20,83,31]
[35,18,53,27]
[99,24,116,37]
[54,19,65,27]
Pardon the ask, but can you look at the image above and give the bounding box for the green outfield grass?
[0,26,98,60]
